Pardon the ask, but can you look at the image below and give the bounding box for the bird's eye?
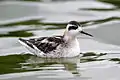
[68,26,78,30]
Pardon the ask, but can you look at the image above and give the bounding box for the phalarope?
[19,21,93,58]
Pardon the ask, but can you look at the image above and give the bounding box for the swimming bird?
[19,21,93,58]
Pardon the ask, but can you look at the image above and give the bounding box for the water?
[0,0,120,80]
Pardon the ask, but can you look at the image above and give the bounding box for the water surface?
[0,0,120,80]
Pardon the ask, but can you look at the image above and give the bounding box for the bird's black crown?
[69,21,80,26]
[68,21,81,30]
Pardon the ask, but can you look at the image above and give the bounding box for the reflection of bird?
[19,21,93,58]
[24,55,80,75]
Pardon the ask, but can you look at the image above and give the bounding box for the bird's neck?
[63,31,77,43]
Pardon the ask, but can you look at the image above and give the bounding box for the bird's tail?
[19,38,45,57]
[19,38,34,49]
[18,38,40,56]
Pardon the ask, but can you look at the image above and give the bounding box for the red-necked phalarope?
[19,21,93,58]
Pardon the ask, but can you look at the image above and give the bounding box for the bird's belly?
[54,41,80,57]
[63,45,80,57]
[46,45,80,58]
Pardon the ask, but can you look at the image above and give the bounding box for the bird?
[18,21,93,58]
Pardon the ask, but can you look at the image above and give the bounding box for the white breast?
[62,39,80,57]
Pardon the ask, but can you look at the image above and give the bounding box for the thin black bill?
[80,31,93,37]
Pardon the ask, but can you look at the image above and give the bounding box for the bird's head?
[64,21,93,38]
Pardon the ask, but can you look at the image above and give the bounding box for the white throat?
[63,31,76,42]
[63,29,79,42]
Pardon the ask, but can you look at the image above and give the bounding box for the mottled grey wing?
[28,36,64,53]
